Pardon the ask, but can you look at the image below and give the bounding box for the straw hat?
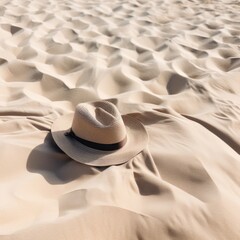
[51,101,148,166]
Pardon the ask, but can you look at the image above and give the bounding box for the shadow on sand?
[26,132,98,185]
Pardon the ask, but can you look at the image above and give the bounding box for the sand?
[0,0,240,239]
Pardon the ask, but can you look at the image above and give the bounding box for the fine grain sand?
[0,0,240,239]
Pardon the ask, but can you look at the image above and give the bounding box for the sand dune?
[0,0,240,239]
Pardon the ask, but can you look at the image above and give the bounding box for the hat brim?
[51,114,148,166]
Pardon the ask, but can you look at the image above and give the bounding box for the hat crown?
[71,101,127,144]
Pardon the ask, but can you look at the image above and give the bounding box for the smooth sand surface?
[0,0,240,239]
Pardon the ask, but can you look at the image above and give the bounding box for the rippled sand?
[0,0,240,239]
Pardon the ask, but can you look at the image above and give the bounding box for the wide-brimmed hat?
[51,101,148,166]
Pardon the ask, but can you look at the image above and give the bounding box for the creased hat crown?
[71,101,127,145]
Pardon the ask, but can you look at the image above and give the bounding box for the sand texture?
[0,0,240,239]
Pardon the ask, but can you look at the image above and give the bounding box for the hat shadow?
[26,132,99,185]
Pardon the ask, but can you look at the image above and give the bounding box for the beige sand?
[0,0,240,239]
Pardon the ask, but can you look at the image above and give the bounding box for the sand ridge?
[0,0,240,239]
